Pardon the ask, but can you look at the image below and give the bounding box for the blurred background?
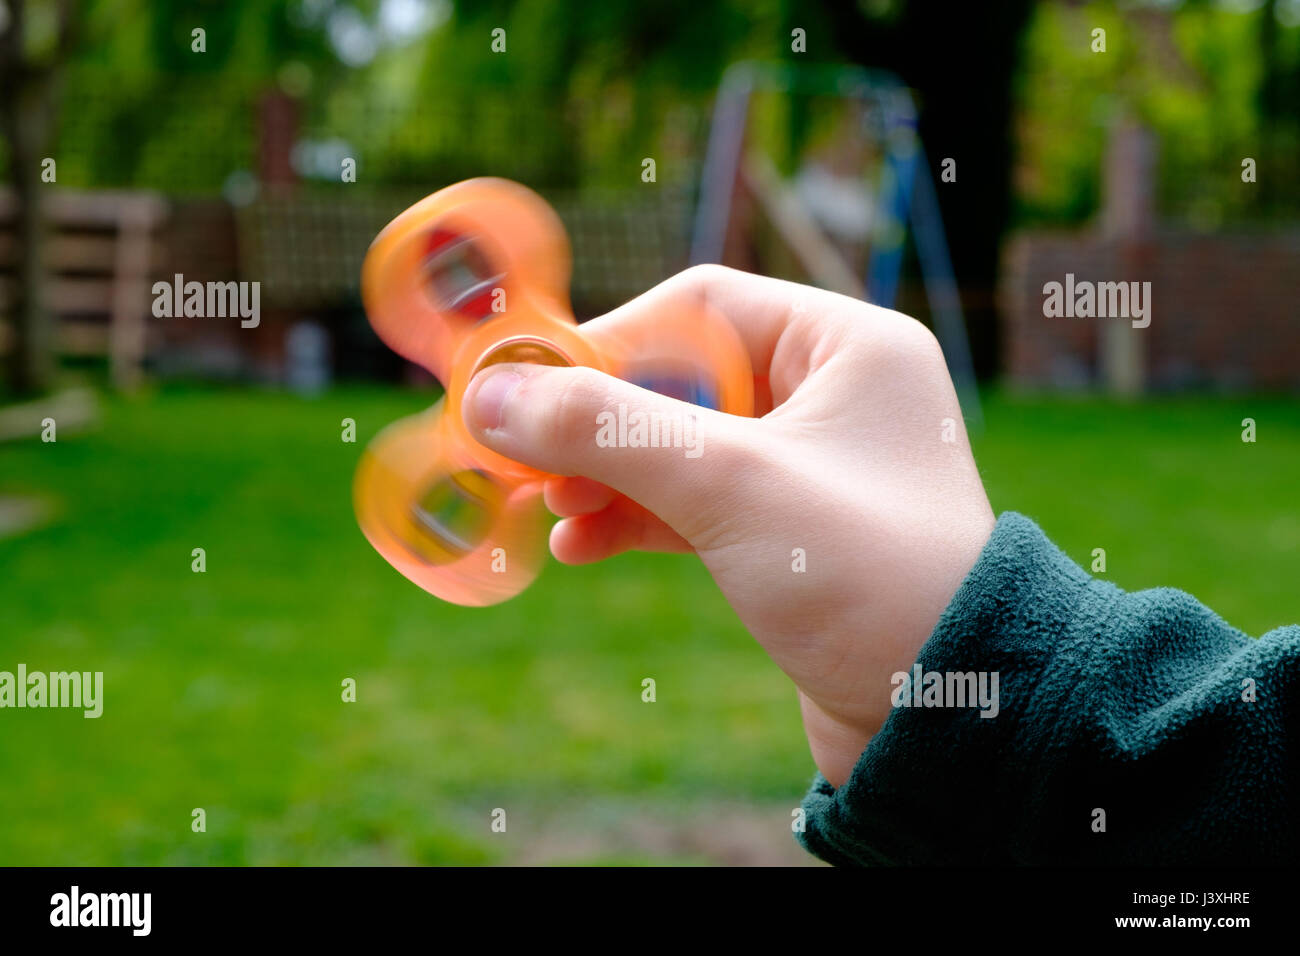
[1,0,1297,865]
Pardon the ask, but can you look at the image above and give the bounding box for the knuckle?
[673,262,733,300]
[893,316,944,361]
[860,310,944,368]
[678,262,728,286]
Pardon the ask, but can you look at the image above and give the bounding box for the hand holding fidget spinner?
[353,178,753,605]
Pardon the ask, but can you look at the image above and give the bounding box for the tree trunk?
[2,86,57,395]
[1,0,66,397]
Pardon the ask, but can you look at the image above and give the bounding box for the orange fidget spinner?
[353,178,753,605]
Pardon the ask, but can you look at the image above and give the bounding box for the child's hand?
[462,265,995,787]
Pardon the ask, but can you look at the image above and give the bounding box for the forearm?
[798,512,1300,865]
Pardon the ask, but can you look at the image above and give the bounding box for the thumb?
[461,362,753,540]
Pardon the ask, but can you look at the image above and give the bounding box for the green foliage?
[34,0,817,193]
[1014,0,1300,227]
[10,0,1297,218]
[34,0,339,192]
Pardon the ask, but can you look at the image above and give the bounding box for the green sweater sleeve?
[797,511,1300,865]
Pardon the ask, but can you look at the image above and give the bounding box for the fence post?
[1099,118,1156,395]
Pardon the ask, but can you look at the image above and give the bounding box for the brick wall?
[999,228,1300,391]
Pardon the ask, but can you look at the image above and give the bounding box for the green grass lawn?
[1,385,1297,865]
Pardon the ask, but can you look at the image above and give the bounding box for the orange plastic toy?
[353,178,753,605]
